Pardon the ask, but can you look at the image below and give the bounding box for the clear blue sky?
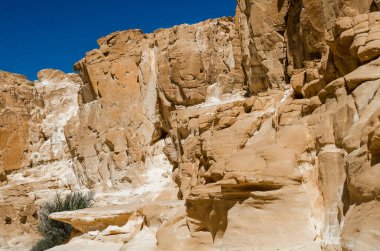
[0,0,235,80]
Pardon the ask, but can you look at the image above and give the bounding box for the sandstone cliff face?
[0,71,37,175]
[1,1,380,251]
[66,18,244,192]
[0,69,83,249]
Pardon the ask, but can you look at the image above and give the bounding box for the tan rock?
[345,57,380,90]
[0,70,83,249]
[236,0,288,93]
[290,70,305,95]
[302,79,325,98]
[37,69,67,82]
[67,18,244,189]
[0,71,35,172]
[3,1,380,251]
[341,201,380,251]
[50,201,181,233]
[50,204,142,233]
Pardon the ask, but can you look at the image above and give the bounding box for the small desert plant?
[31,236,62,251]
[31,191,94,251]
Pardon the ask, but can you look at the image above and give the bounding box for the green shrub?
[31,191,94,251]
[31,236,61,251]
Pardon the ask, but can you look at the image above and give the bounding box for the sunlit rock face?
[230,1,380,250]
[0,71,37,175]
[2,1,380,250]
[67,17,245,193]
[0,69,83,249]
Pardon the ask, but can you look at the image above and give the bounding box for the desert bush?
[31,191,94,251]
[31,236,61,251]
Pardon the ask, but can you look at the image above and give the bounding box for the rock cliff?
[1,1,380,250]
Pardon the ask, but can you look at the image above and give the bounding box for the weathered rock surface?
[2,1,380,250]
[0,71,37,175]
[66,17,244,191]
[0,70,82,250]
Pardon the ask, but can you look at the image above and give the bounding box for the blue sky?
[0,0,235,80]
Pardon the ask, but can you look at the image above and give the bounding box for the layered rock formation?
[1,1,380,250]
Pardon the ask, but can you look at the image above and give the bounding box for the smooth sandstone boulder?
[341,201,380,251]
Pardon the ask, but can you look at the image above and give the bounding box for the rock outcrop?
[0,69,82,249]
[66,17,244,191]
[1,1,380,250]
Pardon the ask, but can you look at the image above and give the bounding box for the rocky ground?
[1,0,380,250]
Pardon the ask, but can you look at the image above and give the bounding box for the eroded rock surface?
[0,69,82,250]
[66,17,244,191]
[2,1,380,250]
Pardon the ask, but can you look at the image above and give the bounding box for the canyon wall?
[1,1,380,250]
[0,69,82,248]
